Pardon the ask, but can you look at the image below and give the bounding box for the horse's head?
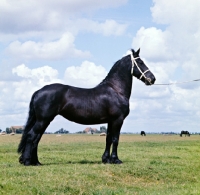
[130,49,156,85]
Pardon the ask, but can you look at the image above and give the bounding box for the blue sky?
[0,0,200,133]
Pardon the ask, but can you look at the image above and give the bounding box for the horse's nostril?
[146,76,156,85]
[147,78,151,83]
[150,76,156,84]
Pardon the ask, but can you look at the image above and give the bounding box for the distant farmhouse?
[83,127,98,134]
[10,126,24,134]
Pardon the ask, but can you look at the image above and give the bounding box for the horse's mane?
[98,55,129,86]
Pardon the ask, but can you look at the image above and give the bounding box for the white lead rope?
[154,79,200,85]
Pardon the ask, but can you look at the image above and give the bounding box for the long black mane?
[98,55,133,98]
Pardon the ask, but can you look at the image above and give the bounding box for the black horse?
[18,49,156,166]
[141,131,146,136]
[180,130,190,137]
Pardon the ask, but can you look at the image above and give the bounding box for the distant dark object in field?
[141,131,146,136]
[180,130,190,137]
[17,49,156,166]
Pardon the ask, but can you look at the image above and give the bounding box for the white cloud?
[68,19,128,36]
[64,61,108,87]
[132,27,173,61]
[12,64,60,83]
[99,20,127,36]
[0,0,128,35]
[11,64,61,102]
[6,33,91,60]
[151,0,200,31]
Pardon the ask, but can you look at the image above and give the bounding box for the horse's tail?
[17,92,37,154]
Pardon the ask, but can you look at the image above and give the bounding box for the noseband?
[130,53,151,83]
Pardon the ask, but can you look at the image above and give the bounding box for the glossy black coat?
[18,49,156,165]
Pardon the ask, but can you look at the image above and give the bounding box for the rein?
[154,78,200,86]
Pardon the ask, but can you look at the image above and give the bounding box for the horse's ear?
[136,48,140,55]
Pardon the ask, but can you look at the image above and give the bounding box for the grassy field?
[0,134,200,195]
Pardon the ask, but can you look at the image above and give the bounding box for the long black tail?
[17,92,37,153]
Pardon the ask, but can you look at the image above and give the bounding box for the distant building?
[10,126,24,133]
[83,127,98,134]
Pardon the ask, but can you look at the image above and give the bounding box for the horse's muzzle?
[145,76,156,85]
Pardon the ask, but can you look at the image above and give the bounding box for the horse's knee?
[112,137,119,146]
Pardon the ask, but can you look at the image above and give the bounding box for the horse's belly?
[61,113,107,125]
[59,107,108,125]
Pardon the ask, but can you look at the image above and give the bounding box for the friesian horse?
[18,49,156,165]
[141,131,146,136]
[180,130,190,137]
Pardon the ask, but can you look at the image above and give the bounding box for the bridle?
[130,53,152,84]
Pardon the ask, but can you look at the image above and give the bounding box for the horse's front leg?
[109,119,123,164]
[102,123,112,163]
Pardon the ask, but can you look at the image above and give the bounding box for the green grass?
[0,134,200,195]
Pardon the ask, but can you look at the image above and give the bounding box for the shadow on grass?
[44,159,102,166]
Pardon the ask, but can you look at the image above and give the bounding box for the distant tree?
[100,126,107,133]
[16,128,23,134]
[0,129,2,133]
[76,131,83,134]
[54,128,69,134]
[6,127,12,134]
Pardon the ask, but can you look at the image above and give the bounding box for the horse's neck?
[103,59,133,98]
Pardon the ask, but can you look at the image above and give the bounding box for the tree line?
[0,126,107,134]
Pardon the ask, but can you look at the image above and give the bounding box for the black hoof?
[102,158,111,164]
[110,158,123,164]
[102,155,111,164]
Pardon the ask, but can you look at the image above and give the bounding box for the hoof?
[110,158,123,164]
[102,155,111,164]
[102,158,111,164]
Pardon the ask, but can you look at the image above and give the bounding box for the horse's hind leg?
[23,120,50,166]
[31,133,44,165]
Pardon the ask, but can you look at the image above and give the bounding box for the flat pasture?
[0,134,200,195]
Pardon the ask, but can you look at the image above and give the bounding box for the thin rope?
[154,78,200,85]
